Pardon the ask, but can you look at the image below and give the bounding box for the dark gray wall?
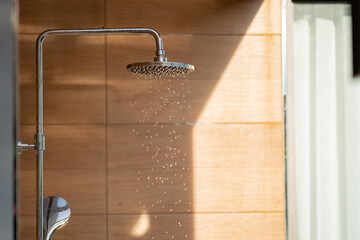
[0,0,17,239]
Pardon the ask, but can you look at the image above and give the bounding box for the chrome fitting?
[154,49,167,62]
[154,56,167,62]
[17,141,35,154]
[34,134,45,151]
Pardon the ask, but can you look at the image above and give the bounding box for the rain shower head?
[127,61,195,76]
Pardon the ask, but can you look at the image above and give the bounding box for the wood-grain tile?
[19,0,104,34]
[20,215,107,240]
[108,168,284,214]
[106,0,280,35]
[20,170,106,216]
[107,78,281,123]
[107,35,281,123]
[108,213,285,240]
[107,35,281,81]
[20,125,105,170]
[108,124,283,169]
[19,34,105,124]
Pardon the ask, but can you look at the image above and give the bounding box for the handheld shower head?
[43,196,71,240]
[127,61,195,76]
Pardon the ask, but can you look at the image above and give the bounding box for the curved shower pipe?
[17,27,167,240]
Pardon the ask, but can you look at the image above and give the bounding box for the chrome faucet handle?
[17,140,35,153]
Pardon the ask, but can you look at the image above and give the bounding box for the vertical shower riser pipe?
[35,27,166,240]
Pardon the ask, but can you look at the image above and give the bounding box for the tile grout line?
[18,32,282,37]
[20,211,286,217]
[20,122,284,126]
[21,166,284,172]
[104,0,109,236]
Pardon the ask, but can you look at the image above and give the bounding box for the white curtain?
[293,4,360,240]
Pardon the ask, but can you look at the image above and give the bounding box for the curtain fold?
[293,4,360,240]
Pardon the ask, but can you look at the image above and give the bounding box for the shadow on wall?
[18,0,283,239]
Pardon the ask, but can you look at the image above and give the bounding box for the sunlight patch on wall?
[130,211,150,237]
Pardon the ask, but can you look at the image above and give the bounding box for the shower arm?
[17,27,167,240]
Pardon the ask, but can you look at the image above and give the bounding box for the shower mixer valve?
[17,133,44,153]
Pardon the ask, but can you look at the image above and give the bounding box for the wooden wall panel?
[20,170,106,216]
[18,0,284,239]
[106,0,280,35]
[20,125,105,170]
[108,124,283,169]
[20,215,107,240]
[19,0,104,34]
[108,213,285,240]
[108,168,284,213]
[19,34,105,124]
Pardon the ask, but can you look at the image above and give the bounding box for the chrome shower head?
[127,61,195,76]
[43,196,71,240]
